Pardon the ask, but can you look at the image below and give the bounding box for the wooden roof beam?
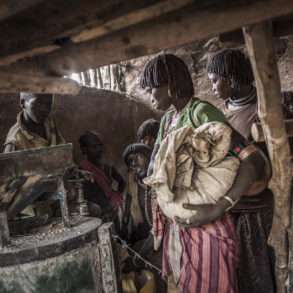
[220,15,293,44]
[0,72,80,94]
[0,0,44,21]
[5,0,293,76]
[0,0,194,64]
[0,0,194,66]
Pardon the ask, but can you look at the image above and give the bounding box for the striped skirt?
[162,215,239,293]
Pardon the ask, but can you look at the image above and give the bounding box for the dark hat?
[137,119,160,141]
[123,143,152,166]
[79,130,103,148]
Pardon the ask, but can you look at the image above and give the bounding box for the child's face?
[208,73,232,100]
[147,85,171,111]
[141,135,156,149]
[128,153,149,179]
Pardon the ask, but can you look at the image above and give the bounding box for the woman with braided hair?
[207,48,275,293]
[140,53,268,293]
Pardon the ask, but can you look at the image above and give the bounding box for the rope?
[112,234,162,275]
[144,188,152,227]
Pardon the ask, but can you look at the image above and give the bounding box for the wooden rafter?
[5,0,293,76]
[0,72,80,94]
[0,0,44,21]
[71,0,193,43]
[0,0,193,66]
[0,0,158,58]
[244,21,292,293]
[220,14,293,44]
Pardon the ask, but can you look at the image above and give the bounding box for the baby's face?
[191,137,210,163]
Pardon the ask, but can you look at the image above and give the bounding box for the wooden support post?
[243,21,292,293]
[98,223,120,293]
[0,211,9,247]
[251,120,293,143]
[0,71,80,95]
[57,177,71,228]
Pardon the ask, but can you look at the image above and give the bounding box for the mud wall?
[0,87,159,175]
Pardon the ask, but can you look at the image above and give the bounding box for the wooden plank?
[72,0,194,43]
[220,15,293,44]
[0,71,80,94]
[6,0,293,76]
[0,0,44,21]
[243,21,292,293]
[0,0,193,66]
[0,0,168,61]
[0,45,59,68]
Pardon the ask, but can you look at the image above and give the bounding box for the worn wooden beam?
[0,0,193,66]
[0,0,44,21]
[71,0,193,43]
[220,15,293,44]
[0,0,178,62]
[0,46,60,68]
[0,71,80,94]
[251,120,293,142]
[5,0,293,76]
[243,21,292,293]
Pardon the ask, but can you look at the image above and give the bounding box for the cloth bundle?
[144,122,239,220]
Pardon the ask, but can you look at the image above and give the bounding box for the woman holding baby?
[140,53,269,293]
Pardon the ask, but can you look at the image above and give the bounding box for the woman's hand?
[174,202,228,228]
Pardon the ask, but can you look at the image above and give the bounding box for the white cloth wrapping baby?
[144,122,240,220]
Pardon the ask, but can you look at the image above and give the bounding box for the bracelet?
[222,196,238,212]
[238,145,258,161]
